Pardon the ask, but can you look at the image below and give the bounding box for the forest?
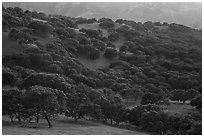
[2,6,202,135]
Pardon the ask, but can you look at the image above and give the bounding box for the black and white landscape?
[2,2,202,135]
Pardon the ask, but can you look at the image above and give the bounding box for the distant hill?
[3,2,202,29]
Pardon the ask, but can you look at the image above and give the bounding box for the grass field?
[2,116,147,135]
[78,55,114,70]
[162,103,198,116]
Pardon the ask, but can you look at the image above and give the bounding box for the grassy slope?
[2,31,25,56]
[77,23,126,70]
[78,55,114,70]
[2,116,147,135]
[162,103,198,116]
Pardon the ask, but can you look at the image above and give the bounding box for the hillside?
[2,6,202,135]
[2,115,147,135]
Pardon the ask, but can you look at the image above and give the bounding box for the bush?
[29,53,53,67]
[141,93,163,105]
[87,18,97,23]
[20,72,73,93]
[28,21,53,34]
[55,28,76,39]
[77,35,91,45]
[65,92,90,121]
[78,45,100,60]
[8,28,21,40]
[3,12,24,26]
[120,45,129,52]
[140,111,165,134]
[79,28,102,38]
[75,17,88,24]
[91,38,106,51]
[128,104,162,126]
[190,95,202,110]
[2,66,18,86]
[46,63,64,74]
[104,48,118,59]
[99,20,115,29]
[115,19,124,24]
[108,32,119,41]
[2,89,25,123]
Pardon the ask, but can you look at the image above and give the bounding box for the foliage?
[99,20,115,28]
[79,28,102,38]
[65,92,90,121]
[27,21,53,34]
[23,86,66,128]
[141,93,163,105]
[104,48,118,59]
[2,89,25,123]
[20,72,73,93]
[2,6,202,134]
[190,95,202,110]
[2,66,18,86]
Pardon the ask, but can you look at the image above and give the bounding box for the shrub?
[91,38,106,51]
[46,63,64,74]
[120,45,129,52]
[190,95,202,110]
[87,18,97,23]
[2,66,18,86]
[99,20,115,29]
[3,12,24,26]
[27,21,53,34]
[79,28,101,38]
[65,92,90,121]
[2,89,25,123]
[78,45,100,60]
[108,32,119,41]
[8,28,21,40]
[55,28,76,39]
[20,72,73,93]
[77,35,91,45]
[104,48,118,59]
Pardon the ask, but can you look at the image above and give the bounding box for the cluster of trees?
[78,44,101,60]
[3,86,66,128]
[104,47,118,59]
[99,18,115,29]
[128,104,201,134]
[2,85,129,128]
[2,6,202,134]
[75,17,97,24]
[79,28,102,38]
[8,28,34,45]
[27,21,53,35]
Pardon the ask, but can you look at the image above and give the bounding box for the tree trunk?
[45,116,52,128]
[9,115,14,123]
[36,113,40,123]
[18,117,21,123]
[16,114,21,123]
[103,119,107,124]
[110,119,113,125]
[74,116,78,122]
[183,101,185,104]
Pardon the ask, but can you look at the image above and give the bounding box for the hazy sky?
[3,2,202,28]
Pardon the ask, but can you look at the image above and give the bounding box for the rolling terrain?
[2,5,202,135]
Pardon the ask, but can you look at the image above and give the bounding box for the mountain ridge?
[3,2,202,29]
